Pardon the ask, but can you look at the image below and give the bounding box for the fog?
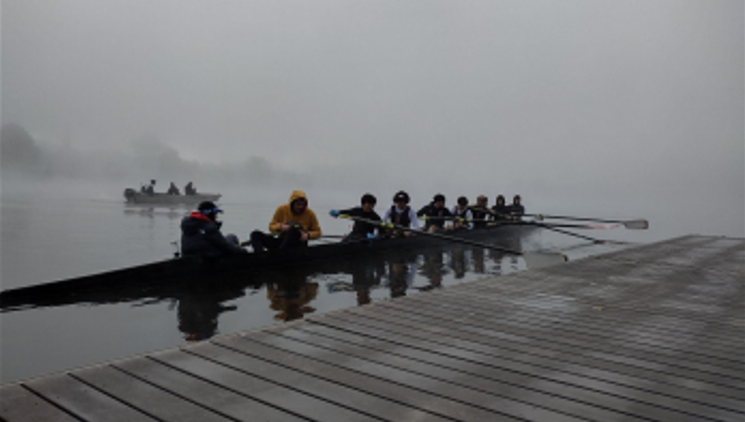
[2,1,743,236]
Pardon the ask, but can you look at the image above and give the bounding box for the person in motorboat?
[167,182,180,195]
[417,193,453,233]
[380,190,419,237]
[509,195,525,220]
[184,181,196,195]
[329,193,382,242]
[180,201,247,258]
[144,179,156,195]
[450,196,474,230]
[469,195,492,229]
[250,190,322,252]
[491,195,511,221]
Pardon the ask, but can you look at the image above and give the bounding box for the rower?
[509,195,525,220]
[417,193,453,233]
[451,196,473,230]
[329,193,382,242]
[180,201,247,258]
[250,190,322,252]
[381,190,419,237]
[469,195,492,229]
[167,182,180,195]
[491,195,510,221]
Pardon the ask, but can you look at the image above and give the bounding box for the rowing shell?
[0,225,537,311]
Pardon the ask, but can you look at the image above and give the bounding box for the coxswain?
[469,195,492,229]
[180,201,246,257]
[509,195,525,219]
[250,190,322,252]
[167,182,180,195]
[380,190,419,237]
[450,196,473,230]
[491,195,510,221]
[417,193,453,233]
[329,193,382,242]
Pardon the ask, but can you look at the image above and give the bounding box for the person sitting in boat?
[144,179,156,195]
[509,195,525,220]
[450,196,473,230]
[469,195,492,229]
[380,190,419,237]
[167,182,180,195]
[329,193,382,242]
[491,195,511,221]
[184,181,196,195]
[180,201,247,258]
[250,190,322,252]
[417,193,453,233]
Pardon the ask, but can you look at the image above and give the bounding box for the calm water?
[1,183,738,384]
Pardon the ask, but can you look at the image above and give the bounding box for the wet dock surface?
[2,235,744,421]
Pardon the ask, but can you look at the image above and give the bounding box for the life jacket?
[390,205,412,228]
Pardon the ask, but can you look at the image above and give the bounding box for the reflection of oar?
[524,214,649,230]
[336,214,567,266]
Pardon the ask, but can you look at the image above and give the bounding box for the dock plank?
[72,365,232,422]
[24,374,154,422]
[114,357,307,422]
[0,384,80,422]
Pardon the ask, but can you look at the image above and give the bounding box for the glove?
[367,232,377,239]
[329,209,340,218]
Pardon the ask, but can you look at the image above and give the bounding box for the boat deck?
[2,235,744,421]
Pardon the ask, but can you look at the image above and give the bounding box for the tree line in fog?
[0,123,301,187]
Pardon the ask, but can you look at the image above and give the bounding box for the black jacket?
[417,204,452,229]
[339,207,382,236]
[180,212,245,257]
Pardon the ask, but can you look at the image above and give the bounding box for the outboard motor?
[123,188,137,202]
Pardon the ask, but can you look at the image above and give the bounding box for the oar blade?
[523,251,568,269]
[623,219,649,230]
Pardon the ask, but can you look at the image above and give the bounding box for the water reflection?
[176,286,243,341]
[266,271,319,322]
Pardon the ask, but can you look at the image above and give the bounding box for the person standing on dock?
[381,190,419,237]
[417,193,453,233]
[250,190,322,252]
[180,201,247,257]
[329,193,382,242]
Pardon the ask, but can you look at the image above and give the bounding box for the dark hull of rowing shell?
[0,225,536,311]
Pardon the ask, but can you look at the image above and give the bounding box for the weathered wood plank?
[24,374,155,422]
[72,365,232,422]
[182,341,452,422]
[297,318,745,420]
[148,348,380,422]
[319,307,745,397]
[213,334,527,421]
[240,332,588,422]
[114,357,306,422]
[0,384,80,422]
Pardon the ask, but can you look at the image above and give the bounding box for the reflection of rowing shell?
[0,225,536,312]
[123,188,221,204]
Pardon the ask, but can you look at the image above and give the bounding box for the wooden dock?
[2,235,743,421]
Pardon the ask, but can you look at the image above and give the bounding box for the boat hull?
[0,224,536,311]
[123,188,221,205]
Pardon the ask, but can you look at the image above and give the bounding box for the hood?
[288,190,307,204]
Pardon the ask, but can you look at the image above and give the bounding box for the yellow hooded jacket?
[268,190,322,240]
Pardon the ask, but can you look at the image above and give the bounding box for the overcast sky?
[2,1,743,205]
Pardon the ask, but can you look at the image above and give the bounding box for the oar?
[524,214,648,230]
[425,216,623,230]
[336,214,567,267]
